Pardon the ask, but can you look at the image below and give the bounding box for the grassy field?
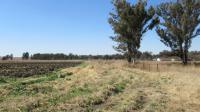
[0,60,200,112]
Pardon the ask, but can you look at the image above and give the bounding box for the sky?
[0,0,199,57]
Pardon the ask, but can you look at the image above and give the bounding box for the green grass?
[0,77,7,84]
[48,84,93,105]
[1,72,59,96]
[8,83,54,96]
[78,61,88,68]
[0,76,19,85]
[112,81,127,94]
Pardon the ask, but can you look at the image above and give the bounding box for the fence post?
[143,62,145,70]
[149,64,150,72]
[157,64,159,72]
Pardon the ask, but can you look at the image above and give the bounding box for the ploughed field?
[0,61,81,77]
[0,60,200,112]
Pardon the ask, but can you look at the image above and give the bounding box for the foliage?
[31,53,125,60]
[140,51,153,60]
[109,0,158,63]
[22,52,30,60]
[2,54,13,60]
[158,50,176,58]
[112,81,127,93]
[156,0,200,64]
[0,77,7,84]
[189,51,200,61]
[9,84,54,96]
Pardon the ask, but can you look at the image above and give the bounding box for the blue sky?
[0,0,199,56]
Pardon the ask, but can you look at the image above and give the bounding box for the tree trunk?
[180,50,188,65]
[127,55,132,63]
[133,58,136,64]
[127,44,133,63]
[132,53,137,64]
[183,40,189,65]
[179,44,188,65]
[183,49,188,65]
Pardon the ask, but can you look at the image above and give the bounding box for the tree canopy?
[156,0,200,64]
[109,0,158,63]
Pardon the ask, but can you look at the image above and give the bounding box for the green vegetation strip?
[1,72,60,96]
[48,84,93,105]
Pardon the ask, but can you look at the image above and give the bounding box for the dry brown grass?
[60,60,200,112]
[134,61,200,74]
[0,60,200,112]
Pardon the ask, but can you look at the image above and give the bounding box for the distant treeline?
[1,54,13,60]
[155,50,200,61]
[30,52,161,60]
[1,50,200,61]
[29,51,200,61]
[141,51,200,61]
[29,52,161,60]
[30,53,125,60]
